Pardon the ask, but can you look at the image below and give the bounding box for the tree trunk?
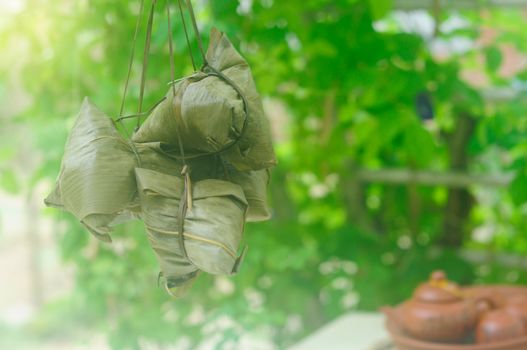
[440,112,477,247]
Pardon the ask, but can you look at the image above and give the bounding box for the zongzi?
[133,28,276,172]
[45,98,139,242]
[135,167,248,276]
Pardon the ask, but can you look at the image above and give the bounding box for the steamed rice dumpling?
[133,76,246,159]
[45,98,138,242]
[133,28,276,172]
[135,167,248,276]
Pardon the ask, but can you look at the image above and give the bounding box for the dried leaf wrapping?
[222,166,271,222]
[135,167,248,277]
[45,98,138,242]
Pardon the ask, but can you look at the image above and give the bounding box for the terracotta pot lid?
[413,271,462,303]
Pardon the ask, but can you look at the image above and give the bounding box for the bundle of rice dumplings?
[46,28,274,298]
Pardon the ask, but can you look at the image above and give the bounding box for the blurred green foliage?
[3,0,527,349]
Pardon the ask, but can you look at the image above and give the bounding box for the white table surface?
[287,312,390,350]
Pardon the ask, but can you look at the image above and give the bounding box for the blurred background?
[2,0,527,349]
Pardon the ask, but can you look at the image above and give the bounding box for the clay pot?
[385,285,527,350]
[383,271,489,343]
[386,318,527,350]
[476,310,526,344]
[503,295,527,330]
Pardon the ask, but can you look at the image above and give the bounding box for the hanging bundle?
[45,0,275,298]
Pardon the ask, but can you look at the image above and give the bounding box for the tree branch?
[355,168,512,188]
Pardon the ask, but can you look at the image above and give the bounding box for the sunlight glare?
[0,0,26,15]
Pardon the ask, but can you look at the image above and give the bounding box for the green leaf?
[510,172,527,206]
[484,46,502,72]
[404,123,436,166]
[368,0,393,20]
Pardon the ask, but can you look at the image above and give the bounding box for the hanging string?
[176,0,197,71]
[167,1,177,97]
[184,0,207,66]
[119,0,146,118]
[137,0,158,129]
[166,3,191,174]
[166,2,190,187]
[118,0,206,122]
[116,0,147,167]
[168,1,192,259]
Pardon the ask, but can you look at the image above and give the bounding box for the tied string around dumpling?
[167,3,192,258]
[176,164,192,258]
